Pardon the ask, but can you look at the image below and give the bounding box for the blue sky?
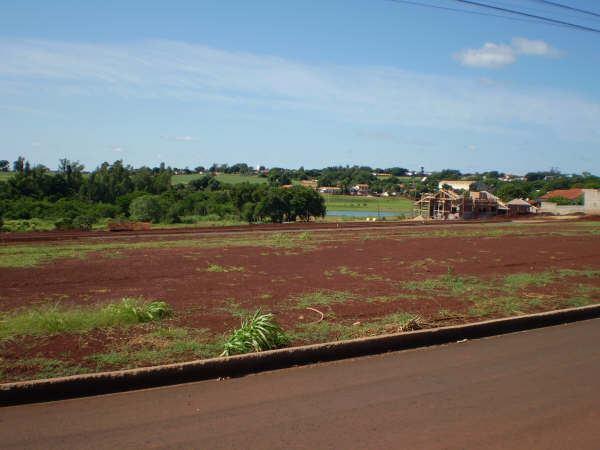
[1,0,599,173]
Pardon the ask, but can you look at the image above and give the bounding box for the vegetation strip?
[2,221,598,268]
[2,305,599,406]
[0,298,171,340]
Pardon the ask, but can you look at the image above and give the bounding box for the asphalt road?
[2,319,599,449]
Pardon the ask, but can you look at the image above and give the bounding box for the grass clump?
[205,263,245,273]
[0,298,172,340]
[2,357,89,381]
[503,272,554,290]
[221,309,289,356]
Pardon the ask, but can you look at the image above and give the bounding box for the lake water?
[326,210,402,218]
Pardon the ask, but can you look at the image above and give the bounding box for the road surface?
[1,318,599,449]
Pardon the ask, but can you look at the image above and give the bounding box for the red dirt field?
[1,219,599,382]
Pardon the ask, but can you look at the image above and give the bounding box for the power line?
[385,0,563,26]
[491,0,597,20]
[530,0,600,20]
[451,0,600,33]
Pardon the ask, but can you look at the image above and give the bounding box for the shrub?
[4,218,54,232]
[73,215,95,231]
[221,309,289,356]
[54,215,96,231]
[164,205,182,224]
[54,217,74,231]
[129,195,164,223]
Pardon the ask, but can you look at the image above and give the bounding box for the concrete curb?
[2,304,599,406]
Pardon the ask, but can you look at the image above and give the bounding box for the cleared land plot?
[0,219,599,382]
[322,194,413,213]
[172,173,269,185]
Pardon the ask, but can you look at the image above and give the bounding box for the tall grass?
[0,298,171,340]
[221,309,289,356]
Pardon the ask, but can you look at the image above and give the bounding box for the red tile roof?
[539,188,583,201]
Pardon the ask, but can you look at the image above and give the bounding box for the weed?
[565,296,593,307]
[221,309,289,356]
[205,263,245,273]
[503,272,554,290]
[338,266,360,277]
[469,295,540,318]
[0,230,327,268]
[289,321,342,343]
[1,357,89,381]
[0,298,171,340]
[402,273,480,296]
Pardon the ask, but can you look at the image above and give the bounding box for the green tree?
[129,195,164,223]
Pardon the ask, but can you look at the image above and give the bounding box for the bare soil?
[1,219,599,382]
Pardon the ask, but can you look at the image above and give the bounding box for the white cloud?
[455,37,562,69]
[454,43,516,69]
[512,37,560,57]
[161,135,199,142]
[110,146,123,152]
[0,38,595,145]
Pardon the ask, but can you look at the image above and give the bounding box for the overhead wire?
[385,0,564,26]
[530,0,600,20]
[386,0,600,33]
[450,0,600,33]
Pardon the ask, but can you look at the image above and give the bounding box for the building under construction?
[414,189,506,220]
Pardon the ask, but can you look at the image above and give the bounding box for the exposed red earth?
[1,219,599,382]
[2,319,599,449]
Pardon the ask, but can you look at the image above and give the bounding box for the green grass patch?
[336,265,386,281]
[0,231,329,268]
[0,298,171,340]
[2,357,89,381]
[322,194,412,213]
[87,327,221,370]
[1,219,56,232]
[289,311,422,344]
[503,272,554,290]
[205,263,245,273]
[469,295,538,317]
[402,273,482,296]
[172,173,269,185]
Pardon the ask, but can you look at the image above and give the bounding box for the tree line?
[0,158,325,231]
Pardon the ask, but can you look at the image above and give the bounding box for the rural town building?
[318,186,342,194]
[584,189,600,215]
[414,190,471,220]
[437,180,473,191]
[539,188,584,203]
[470,191,507,216]
[538,188,600,215]
[538,188,584,215]
[300,179,318,189]
[350,184,370,196]
[414,189,506,220]
[507,198,535,216]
